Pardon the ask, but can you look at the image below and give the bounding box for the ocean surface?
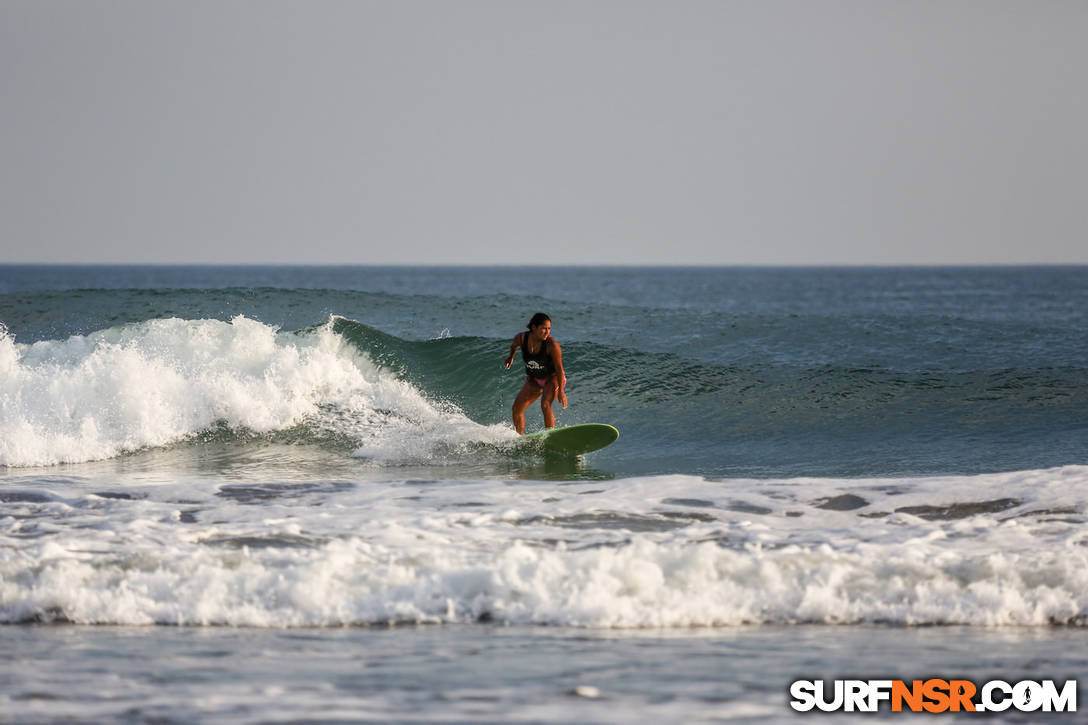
[1,265,1086,723]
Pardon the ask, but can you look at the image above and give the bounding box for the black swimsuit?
[521,334,555,381]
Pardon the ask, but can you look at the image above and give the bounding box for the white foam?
[3,523,1085,628]
[2,468,1086,627]
[0,317,511,467]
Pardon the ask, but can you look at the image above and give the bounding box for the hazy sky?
[1,1,1085,265]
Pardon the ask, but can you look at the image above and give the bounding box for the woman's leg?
[512,378,542,434]
[540,378,558,428]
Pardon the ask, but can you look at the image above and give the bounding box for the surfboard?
[521,423,619,456]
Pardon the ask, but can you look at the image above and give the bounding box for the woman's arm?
[550,339,568,408]
[503,333,523,370]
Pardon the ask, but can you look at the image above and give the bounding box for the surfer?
[503,312,567,434]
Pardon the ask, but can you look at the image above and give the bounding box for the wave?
[3,314,1086,470]
[332,317,1088,407]
[3,467,1087,628]
[5,537,1085,627]
[0,316,512,468]
[329,318,1088,469]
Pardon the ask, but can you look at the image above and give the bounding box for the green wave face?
[327,316,1088,477]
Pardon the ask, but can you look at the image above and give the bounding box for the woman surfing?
[503,313,567,434]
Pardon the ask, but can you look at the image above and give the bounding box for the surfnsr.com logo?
[789,679,1078,713]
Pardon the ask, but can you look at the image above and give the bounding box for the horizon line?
[3,262,1087,269]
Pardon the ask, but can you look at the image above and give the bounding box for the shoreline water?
[3,623,1085,723]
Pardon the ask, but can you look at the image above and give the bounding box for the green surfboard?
[521,423,619,456]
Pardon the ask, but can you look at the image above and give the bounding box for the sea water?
[1,266,1086,722]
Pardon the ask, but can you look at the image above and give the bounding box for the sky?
[1,0,1085,265]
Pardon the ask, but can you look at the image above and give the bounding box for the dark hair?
[527,312,551,330]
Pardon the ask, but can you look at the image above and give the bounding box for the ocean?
[1,265,1086,722]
